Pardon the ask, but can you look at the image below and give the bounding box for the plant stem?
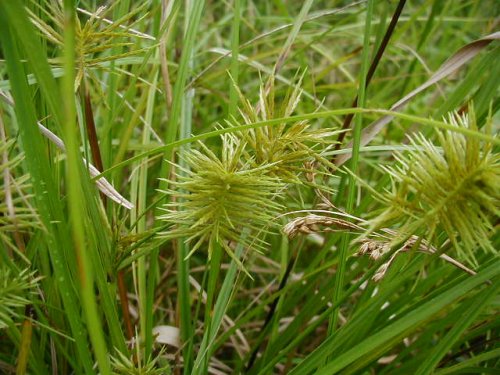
[245,248,296,371]
[327,0,375,337]
[229,0,242,118]
[16,306,34,375]
[332,0,407,156]
[195,242,223,375]
[62,1,110,373]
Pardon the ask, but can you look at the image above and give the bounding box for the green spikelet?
[0,137,40,250]
[28,1,152,89]
[227,72,339,182]
[158,135,285,261]
[0,267,39,329]
[110,345,171,375]
[365,109,499,266]
[159,73,339,265]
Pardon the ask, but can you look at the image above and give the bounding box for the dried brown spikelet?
[283,214,361,239]
[356,235,476,282]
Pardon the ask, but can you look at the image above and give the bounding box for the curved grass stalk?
[93,108,499,181]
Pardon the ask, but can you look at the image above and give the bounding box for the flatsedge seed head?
[158,136,285,259]
[228,71,340,182]
[366,109,499,267]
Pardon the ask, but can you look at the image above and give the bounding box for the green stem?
[62,1,110,373]
[167,2,205,372]
[327,0,374,337]
[139,69,159,359]
[194,242,223,375]
[16,307,33,375]
[94,108,498,181]
[229,0,242,118]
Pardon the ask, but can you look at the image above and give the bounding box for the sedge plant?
[0,1,498,374]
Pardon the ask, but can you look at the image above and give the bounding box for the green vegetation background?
[0,1,498,374]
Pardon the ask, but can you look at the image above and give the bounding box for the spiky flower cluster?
[227,73,339,181]
[0,138,40,249]
[159,75,338,260]
[159,137,285,260]
[28,1,151,88]
[0,268,39,329]
[366,111,499,266]
[110,346,171,375]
